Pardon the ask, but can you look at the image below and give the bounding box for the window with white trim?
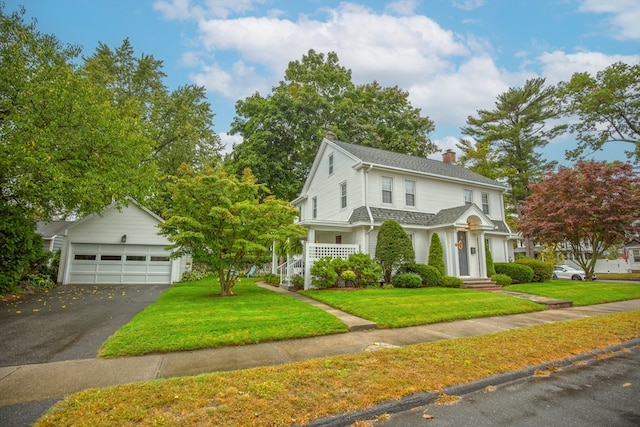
[340,182,347,209]
[405,180,415,207]
[328,154,334,175]
[481,193,490,214]
[464,189,473,203]
[312,196,317,219]
[382,176,393,204]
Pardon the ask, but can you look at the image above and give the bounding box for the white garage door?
[69,243,172,284]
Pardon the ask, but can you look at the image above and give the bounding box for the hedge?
[515,258,553,282]
[494,262,534,284]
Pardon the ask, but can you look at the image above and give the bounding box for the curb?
[305,338,640,427]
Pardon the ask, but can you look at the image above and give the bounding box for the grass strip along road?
[36,310,640,427]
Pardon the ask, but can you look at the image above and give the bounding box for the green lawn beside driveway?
[506,280,640,306]
[99,278,348,357]
[301,287,545,328]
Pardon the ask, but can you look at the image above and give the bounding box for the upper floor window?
[340,182,347,209]
[405,180,415,207]
[382,176,393,204]
[464,189,473,204]
[481,193,490,214]
[312,196,317,219]
[328,154,334,175]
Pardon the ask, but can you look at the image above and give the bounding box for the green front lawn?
[301,287,545,328]
[506,280,640,306]
[98,278,348,357]
[37,311,640,427]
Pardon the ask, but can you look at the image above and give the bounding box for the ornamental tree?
[427,233,445,276]
[375,219,415,284]
[518,161,640,280]
[159,166,307,296]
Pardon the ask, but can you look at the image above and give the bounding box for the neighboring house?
[287,134,517,289]
[57,199,187,285]
[36,220,74,253]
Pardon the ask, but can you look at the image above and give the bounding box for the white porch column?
[477,231,487,278]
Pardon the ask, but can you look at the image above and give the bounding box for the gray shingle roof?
[36,221,73,238]
[349,207,435,225]
[348,205,512,234]
[331,139,506,189]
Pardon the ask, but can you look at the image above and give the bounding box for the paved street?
[378,346,640,427]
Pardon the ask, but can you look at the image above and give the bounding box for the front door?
[457,231,469,276]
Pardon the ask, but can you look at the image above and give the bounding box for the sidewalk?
[1,288,639,407]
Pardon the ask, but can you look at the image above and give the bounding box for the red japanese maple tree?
[518,161,640,280]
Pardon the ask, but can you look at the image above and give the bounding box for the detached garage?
[58,200,186,285]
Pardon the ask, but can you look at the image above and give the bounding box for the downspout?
[364,164,374,233]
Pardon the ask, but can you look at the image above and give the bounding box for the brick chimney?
[442,149,456,164]
[324,130,335,140]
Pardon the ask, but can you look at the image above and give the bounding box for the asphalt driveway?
[0,284,169,367]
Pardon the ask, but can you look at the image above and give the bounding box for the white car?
[553,265,596,281]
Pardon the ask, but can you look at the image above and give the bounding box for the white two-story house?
[286,134,517,289]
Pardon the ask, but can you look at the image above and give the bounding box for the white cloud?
[452,0,485,11]
[385,0,419,16]
[154,0,265,20]
[190,60,270,99]
[538,50,640,84]
[219,132,243,154]
[428,135,463,160]
[579,0,640,40]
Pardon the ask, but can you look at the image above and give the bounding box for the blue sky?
[7,0,640,163]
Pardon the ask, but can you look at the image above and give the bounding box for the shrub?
[375,219,415,284]
[515,258,553,282]
[347,253,383,287]
[407,263,442,287]
[310,256,338,289]
[180,270,211,282]
[264,273,280,285]
[427,233,446,276]
[290,274,304,290]
[24,273,55,290]
[340,270,356,281]
[491,273,513,286]
[392,272,423,288]
[440,276,463,288]
[494,262,534,284]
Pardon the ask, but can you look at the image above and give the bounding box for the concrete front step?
[462,279,502,291]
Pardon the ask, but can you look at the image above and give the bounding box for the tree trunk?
[217,269,236,296]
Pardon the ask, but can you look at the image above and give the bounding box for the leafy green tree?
[228,49,436,201]
[427,233,446,276]
[375,219,415,284]
[0,7,156,219]
[459,77,566,256]
[81,39,222,212]
[0,204,44,293]
[518,161,640,280]
[557,62,639,163]
[158,166,307,296]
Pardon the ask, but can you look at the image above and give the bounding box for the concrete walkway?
[1,288,639,408]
